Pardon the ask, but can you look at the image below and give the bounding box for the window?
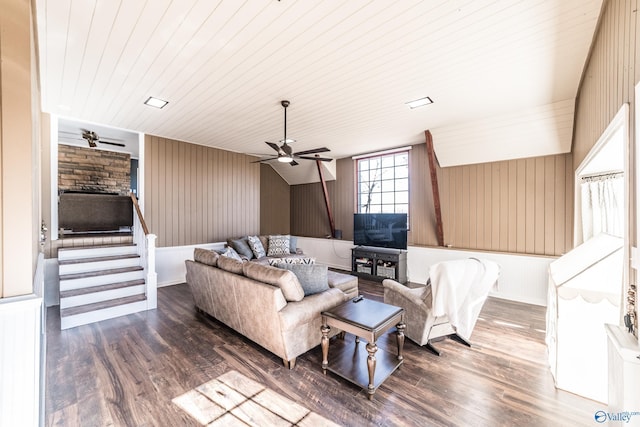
[357,151,409,215]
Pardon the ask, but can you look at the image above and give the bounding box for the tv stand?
[352,246,407,284]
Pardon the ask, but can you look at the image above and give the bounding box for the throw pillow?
[221,246,243,262]
[267,235,290,256]
[278,264,329,296]
[289,235,297,254]
[247,235,266,258]
[230,237,254,260]
[268,257,315,266]
[193,248,219,266]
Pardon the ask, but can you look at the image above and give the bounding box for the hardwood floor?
[46,278,602,426]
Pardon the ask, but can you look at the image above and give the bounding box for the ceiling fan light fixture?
[279,138,296,144]
[278,155,293,163]
[405,96,433,109]
[144,96,169,109]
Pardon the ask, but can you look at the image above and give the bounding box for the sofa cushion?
[247,235,266,258]
[327,270,359,298]
[279,288,346,331]
[217,254,244,274]
[194,248,219,266]
[267,235,290,256]
[278,264,329,296]
[230,237,254,259]
[243,261,304,302]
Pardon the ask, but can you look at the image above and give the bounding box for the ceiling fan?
[80,130,126,148]
[253,100,332,166]
[59,129,126,148]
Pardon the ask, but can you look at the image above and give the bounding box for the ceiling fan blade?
[294,147,330,156]
[265,142,281,153]
[296,155,333,162]
[250,157,277,163]
[281,142,293,156]
[289,160,299,166]
[99,141,126,147]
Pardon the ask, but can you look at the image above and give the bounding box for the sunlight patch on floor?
[172,370,339,426]
[493,320,526,329]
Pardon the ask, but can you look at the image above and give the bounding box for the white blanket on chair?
[429,258,500,340]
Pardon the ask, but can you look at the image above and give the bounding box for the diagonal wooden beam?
[425,130,444,247]
[316,159,336,238]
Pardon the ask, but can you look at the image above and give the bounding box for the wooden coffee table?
[321,297,405,400]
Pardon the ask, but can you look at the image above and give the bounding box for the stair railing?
[130,192,157,310]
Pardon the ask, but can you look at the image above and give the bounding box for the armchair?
[383,258,500,355]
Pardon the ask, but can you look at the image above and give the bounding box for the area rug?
[172,370,339,426]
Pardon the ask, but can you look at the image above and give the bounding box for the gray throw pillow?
[221,246,243,262]
[230,238,254,259]
[278,264,329,296]
[289,235,297,254]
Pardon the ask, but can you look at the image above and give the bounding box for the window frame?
[355,150,410,224]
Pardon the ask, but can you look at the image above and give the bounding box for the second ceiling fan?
[254,100,332,166]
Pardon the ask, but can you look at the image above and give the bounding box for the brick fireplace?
[58,144,131,195]
[58,144,133,233]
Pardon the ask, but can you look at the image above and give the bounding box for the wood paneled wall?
[260,164,290,235]
[290,145,573,256]
[437,153,574,256]
[290,181,336,238]
[573,0,638,245]
[0,0,37,298]
[333,158,356,240]
[289,158,354,239]
[408,144,438,246]
[572,0,639,330]
[144,135,260,247]
[573,0,638,170]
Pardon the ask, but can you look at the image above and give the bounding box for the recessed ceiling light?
[405,96,433,109]
[144,96,168,109]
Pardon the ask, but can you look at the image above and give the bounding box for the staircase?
[58,243,150,329]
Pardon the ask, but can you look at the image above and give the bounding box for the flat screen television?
[353,213,407,250]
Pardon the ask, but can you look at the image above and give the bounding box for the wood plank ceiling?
[36,0,603,173]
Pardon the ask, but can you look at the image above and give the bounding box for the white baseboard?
[158,279,186,288]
